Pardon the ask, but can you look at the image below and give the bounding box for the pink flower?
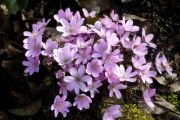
[106,31,119,52]
[108,83,127,99]
[51,95,71,117]
[55,69,65,79]
[103,105,121,120]
[22,57,40,75]
[132,55,146,69]
[92,39,107,58]
[86,59,104,77]
[143,89,156,109]
[82,8,96,18]
[138,63,157,83]
[64,65,92,94]
[42,39,58,57]
[85,80,102,98]
[105,69,119,84]
[110,10,119,21]
[121,17,139,32]
[57,81,68,98]
[155,52,173,75]
[142,28,156,48]
[73,94,92,110]
[132,37,148,56]
[56,16,84,36]
[53,46,76,66]
[114,65,137,82]
[75,46,92,64]
[101,17,115,29]
[54,8,73,22]
[120,32,133,49]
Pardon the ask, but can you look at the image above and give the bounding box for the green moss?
[163,93,180,111]
[121,104,154,120]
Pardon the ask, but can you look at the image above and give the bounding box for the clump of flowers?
[22,8,173,119]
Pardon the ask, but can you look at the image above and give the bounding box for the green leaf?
[3,0,19,14]
[17,0,28,10]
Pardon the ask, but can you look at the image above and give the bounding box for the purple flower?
[54,8,73,22]
[101,17,115,29]
[55,69,65,79]
[103,105,121,120]
[110,10,119,21]
[155,52,173,75]
[85,80,102,98]
[53,46,76,66]
[120,32,133,49]
[86,59,104,77]
[56,16,84,36]
[75,46,92,64]
[121,17,139,32]
[64,65,92,94]
[73,94,92,110]
[114,65,137,82]
[57,81,68,98]
[51,95,71,117]
[104,49,123,70]
[132,55,146,69]
[143,89,156,109]
[22,57,40,75]
[42,39,58,57]
[132,37,148,56]
[92,39,107,58]
[105,70,119,84]
[23,36,42,57]
[106,32,119,52]
[108,83,127,99]
[82,8,96,18]
[142,28,156,48]
[138,63,157,83]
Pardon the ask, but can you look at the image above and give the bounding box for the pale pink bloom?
[56,16,84,36]
[86,59,104,77]
[57,81,68,98]
[73,94,92,110]
[105,70,119,84]
[139,63,157,83]
[101,17,115,29]
[114,65,137,82]
[142,28,156,48]
[64,65,92,94]
[75,46,92,64]
[85,80,102,98]
[51,95,71,117]
[120,32,133,49]
[110,10,119,21]
[55,69,65,79]
[143,89,156,109]
[132,55,146,69]
[106,31,119,52]
[132,36,148,56]
[54,8,73,22]
[22,57,40,75]
[108,83,127,99]
[82,8,96,18]
[53,46,76,66]
[103,105,121,120]
[121,17,139,32]
[155,52,173,75]
[92,39,107,58]
[42,39,58,57]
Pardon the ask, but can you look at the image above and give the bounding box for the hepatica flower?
[86,59,104,77]
[73,94,92,110]
[108,83,127,99]
[51,95,71,117]
[64,65,92,94]
[143,89,156,109]
[53,46,76,66]
[103,105,121,120]
[114,65,137,82]
[22,8,174,119]
[155,52,173,75]
[42,39,58,57]
[22,57,40,75]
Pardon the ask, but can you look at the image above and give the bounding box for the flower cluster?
[22,8,173,119]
